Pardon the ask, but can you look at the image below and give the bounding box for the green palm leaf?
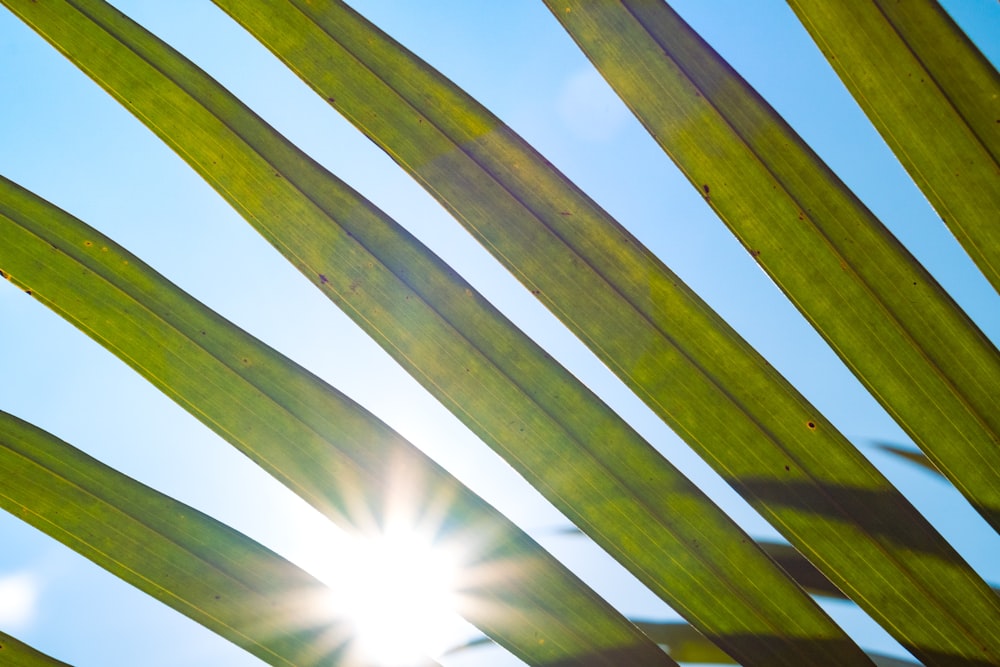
[0,630,71,667]
[0,175,667,666]
[446,620,921,666]
[1,1,997,665]
[0,410,389,667]
[0,1,877,664]
[543,0,1000,538]
[787,0,1000,293]
[199,1,1000,663]
[631,621,921,667]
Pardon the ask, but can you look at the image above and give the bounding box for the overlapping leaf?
[447,620,921,666]
[543,0,1000,538]
[197,0,1000,664]
[0,1,881,665]
[0,175,668,667]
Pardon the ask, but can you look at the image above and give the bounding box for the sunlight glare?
[0,571,38,631]
[323,523,470,666]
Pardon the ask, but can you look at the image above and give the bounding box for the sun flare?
[321,523,471,666]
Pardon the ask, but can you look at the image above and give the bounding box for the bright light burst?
[320,522,471,666]
[0,571,38,630]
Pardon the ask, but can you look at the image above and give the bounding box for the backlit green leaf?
[0,175,668,667]
[788,0,1000,293]
[0,630,72,667]
[198,0,1000,663]
[544,0,1000,541]
[0,1,875,664]
[0,411,375,667]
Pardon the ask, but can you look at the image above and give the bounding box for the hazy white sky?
[1,1,998,665]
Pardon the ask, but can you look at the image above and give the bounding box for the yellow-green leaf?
[0,1,875,664]
[0,175,668,667]
[788,0,1000,293]
[197,0,1000,664]
[544,0,1000,539]
[0,631,72,667]
[0,411,378,667]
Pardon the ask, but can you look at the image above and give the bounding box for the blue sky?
[1,1,998,665]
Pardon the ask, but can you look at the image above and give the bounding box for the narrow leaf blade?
[0,411,367,667]
[0,631,72,667]
[788,0,1000,293]
[0,174,668,666]
[200,0,1000,664]
[0,1,872,665]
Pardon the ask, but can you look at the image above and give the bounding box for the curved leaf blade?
[0,176,668,667]
[544,0,1000,538]
[0,411,371,667]
[445,621,920,666]
[788,0,1000,293]
[203,0,1000,664]
[632,622,921,667]
[0,631,72,667]
[0,2,873,665]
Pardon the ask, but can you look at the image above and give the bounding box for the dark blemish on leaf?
[24,290,32,295]
[84,240,93,247]
[798,212,805,220]
[702,184,710,195]
[749,249,761,259]
[807,421,816,430]
[242,357,249,364]
[559,211,571,216]
[200,330,207,336]
[784,465,790,471]
[319,274,329,285]
[531,289,541,295]
[327,97,335,104]
[214,595,221,600]
[274,171,281,178]
[0,269,7,279]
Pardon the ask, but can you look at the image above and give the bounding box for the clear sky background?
[1,1,998,666]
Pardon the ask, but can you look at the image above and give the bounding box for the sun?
[319,521,472,666]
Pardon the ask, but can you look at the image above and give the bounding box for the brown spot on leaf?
[806,421,817,430]
[559,211,572,216]
[749,249,761,259]
[319,274,329,285]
